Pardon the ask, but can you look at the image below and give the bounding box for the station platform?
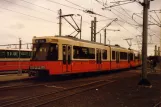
[0,73,30,82]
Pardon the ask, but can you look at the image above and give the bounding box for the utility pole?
[18,38,22,75]
[104,29,106,45]
[100,33,101,43]
[94,17,97,42]
[138,0,151,86]
[19,38,22,49]
[59,9,62,36]
[154,45,157,56]
[79,14,82,39]
[91,19,96,42]
[158,47,160,56]
[27,43,29,49]
[91,21,94,41]
[60,11,81,38]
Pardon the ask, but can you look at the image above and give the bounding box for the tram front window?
[32,43,58,61]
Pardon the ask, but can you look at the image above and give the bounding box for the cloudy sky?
[0,0,160,55]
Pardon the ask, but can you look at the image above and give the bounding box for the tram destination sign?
[35,39,46,43]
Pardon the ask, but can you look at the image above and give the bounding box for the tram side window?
[129,53,134,61]
[102,50,107,60]
[73,46,95,59]
[20,51,30,58]
[120,52,127,60]
[88,48,95,59]
[29,51,32,58]
[112,51,115,60]
[0,51,5,58]
[6,50,19,58]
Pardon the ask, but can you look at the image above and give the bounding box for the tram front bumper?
[29,66,48,76]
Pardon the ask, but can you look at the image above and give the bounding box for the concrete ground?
[0,73,30,82]
[43,70,161,107]
[0,68,161,107]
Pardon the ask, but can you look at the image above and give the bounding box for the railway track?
[0,72,118,91]
[154,101,161,107]
[0,67,139,90]
[0,82,51,91]
[0,80,115,107]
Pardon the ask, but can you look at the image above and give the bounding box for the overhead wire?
[102,8,140,38]
[153,11,161,24]
[1,0,59,43]
[20,0,91,25]
[110,0,144,48]
[62,0,141,42]
[48,0,114,20]
[99,0,160,44]
[64,0,86,10]
[112,0,142,26]
[148,14,161,27]
[103,1,135,9]
[2,0,54,16]
[114,21,137,37]
[94,0,147,50]
[0,7,57,23]
[19,0,58,13]
[47,0,83,11]
[95,0,141,27]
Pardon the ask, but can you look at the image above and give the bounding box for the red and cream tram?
[0,49,31,73]
[29,36,141,77]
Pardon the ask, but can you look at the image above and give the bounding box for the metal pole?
[104,29,106,45]
[94,17,97,42]
[59,9,62,36]
[80,15,82,39]
[19,38,22,49]
[138,0,151,86]
[100,33,101,43]
[91,21,94,41]
[158,47,160,56]
[27,43,29,49]
[18,38,22,75]
[154,45,157,56]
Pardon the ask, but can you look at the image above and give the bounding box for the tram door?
[62,45,72,72]
[96,49,102,70]
[116,51,120,69]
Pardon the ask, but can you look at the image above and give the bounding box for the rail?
[0,80,115,107]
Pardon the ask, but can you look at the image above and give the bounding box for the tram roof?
[34,35,129,50]
[0,48,31,51]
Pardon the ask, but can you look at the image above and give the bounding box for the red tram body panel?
[0,49,31,72]
[28,36,141,77]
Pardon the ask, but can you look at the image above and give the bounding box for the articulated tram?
[0,49,31,73]
[29,36,141,77]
